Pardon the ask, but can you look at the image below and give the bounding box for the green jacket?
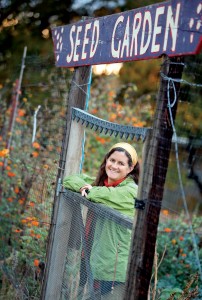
[63,174,138,282]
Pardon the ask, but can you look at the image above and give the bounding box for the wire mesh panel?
[0,54,70,299]
[55,189,133,300]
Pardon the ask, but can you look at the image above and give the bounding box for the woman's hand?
[80,184,93,197]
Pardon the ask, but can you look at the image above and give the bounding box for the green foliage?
[154,214,202,299]
[160,287,183,299]
[0,66,68,298]
[119,60,161,98]
[176,55,202,139]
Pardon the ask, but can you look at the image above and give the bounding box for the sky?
[72,0,125,12]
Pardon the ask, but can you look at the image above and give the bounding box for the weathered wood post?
[41,65,91,300]
[124,56,184,299]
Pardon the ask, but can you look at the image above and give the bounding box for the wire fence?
[0,54,71,299]
[0,53,201,299]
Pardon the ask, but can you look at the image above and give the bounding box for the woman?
[63,142,139,299]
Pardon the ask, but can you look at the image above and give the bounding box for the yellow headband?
[110,142,138,166]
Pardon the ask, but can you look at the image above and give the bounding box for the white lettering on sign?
[73,25,82,61]
[130,12,142,56]
[90,20,99,58]
[151,6,165,53]
[111,16,124,58]
[66,25,76,63]
[140,11,152,55]
[163,3,181,51]
[66,20,100,63]
[111,3,181,59]
[81,23,91,60]
[120,16,130,58]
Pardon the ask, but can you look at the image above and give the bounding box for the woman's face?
[105,150,133,184]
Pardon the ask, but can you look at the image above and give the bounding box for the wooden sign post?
[41,66,92,299]
[124,55,184,299]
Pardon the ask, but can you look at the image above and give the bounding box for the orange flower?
[181,253,187,257]
[108,91,115,97]
[21,219,27,224]
[29,202,35,207]
[18,197,25,203]
[164,227,172,233]
[109,113,117,122]
[95,136,106,144]
[43,164,49,169]
[7,171,16,177]
[7,197,13,202]
[34,259,40,267]
[18,199,24,205]
[16,117,23,124]
[0,162,4,167]
[32,151,39,157]
[162,209,169,216]
[132,117,137,123]
[0,148,9,157]
[91,108,98,114]
[32,142,40,149]
[35,234,41,239]
[14,228,22,233]
[18,109,26,117]
[6,165,11,171]
[179,236,184,241]
[32,220,39,226]
[14,187,19,194]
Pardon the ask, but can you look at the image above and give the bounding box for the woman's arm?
[64,175,137,217]
[86,181,138,217]
[63,174,94,192]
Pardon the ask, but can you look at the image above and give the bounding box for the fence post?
[41,65,91,299]
[124,55,184,299]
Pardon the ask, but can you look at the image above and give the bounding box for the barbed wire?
[160,71,202,88]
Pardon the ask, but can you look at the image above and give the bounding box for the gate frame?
[41,0,201,298]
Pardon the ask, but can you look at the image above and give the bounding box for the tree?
[0,0,76,81]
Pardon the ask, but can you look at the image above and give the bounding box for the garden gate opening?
[41,1,202,299]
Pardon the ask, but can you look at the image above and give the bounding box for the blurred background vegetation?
[0,0,202,299]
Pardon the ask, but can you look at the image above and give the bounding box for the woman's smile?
[105,151,133,184]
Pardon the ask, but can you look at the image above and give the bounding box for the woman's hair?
[93,147,140,186]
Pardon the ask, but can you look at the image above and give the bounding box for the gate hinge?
[134,198,146,210]
[56,178,62,196]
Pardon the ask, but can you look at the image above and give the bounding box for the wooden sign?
[52,0,202,68]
